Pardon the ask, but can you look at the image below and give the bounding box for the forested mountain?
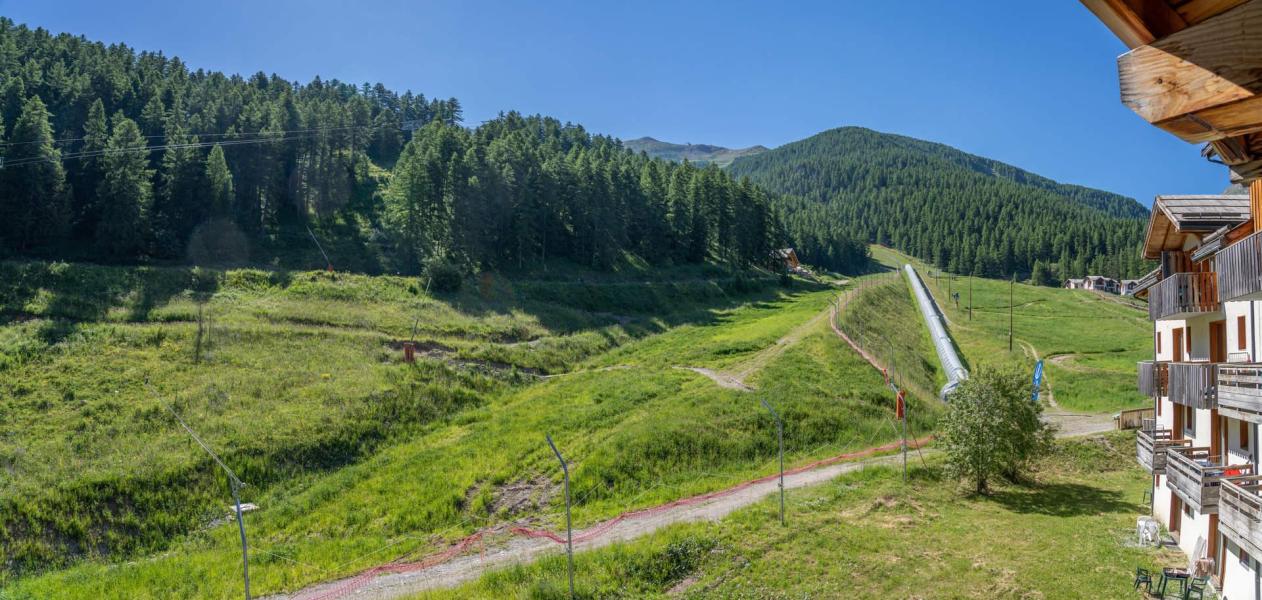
[623,136,767,167]
[0,19,782,275]
[728,127,1152,281]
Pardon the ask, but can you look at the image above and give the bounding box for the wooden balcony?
[1168,362,1219,409]
[1219,476,1262,559]
[1216,229,1262,302]
[1138,360,1168,397]
[1220,364,1262,424]
[1166,447,1254,514]
[1137,428,1190,474]
[1148,272,1220,321]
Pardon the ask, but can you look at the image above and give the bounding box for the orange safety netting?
[293,435,930,600]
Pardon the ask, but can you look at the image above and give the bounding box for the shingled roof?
[1142,195,1251,259]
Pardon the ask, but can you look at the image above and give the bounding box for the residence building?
[1080,1,1262,596]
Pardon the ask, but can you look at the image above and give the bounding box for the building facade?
[1136,194,1262,598]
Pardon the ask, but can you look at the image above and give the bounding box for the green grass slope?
[4,264,939,599]
[873,246,1150,413]
[416,433,1174,599]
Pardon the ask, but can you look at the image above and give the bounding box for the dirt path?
[268,446,919,600]
[1015,340,1114,437]
[677,301,832,392]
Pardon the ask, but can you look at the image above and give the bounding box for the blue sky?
[0,0,1228,205]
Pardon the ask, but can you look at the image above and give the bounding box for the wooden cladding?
[1169,362,1219,409]
[1216,229,1262,301]
[1166,446,1253,513]
[1139,360,1169,396]
[1148,272,1221,320]
[1137,427,1191,474]
[1220,364,1262,423]
[1218,475,1262,558]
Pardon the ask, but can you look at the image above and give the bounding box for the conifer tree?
[1,95,68,251]
[96,114,152,257]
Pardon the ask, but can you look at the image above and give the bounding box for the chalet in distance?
[1081,0,1262,597]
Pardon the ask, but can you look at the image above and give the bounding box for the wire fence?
[275,271,935,600]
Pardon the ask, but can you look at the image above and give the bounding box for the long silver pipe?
[903,264,968,399]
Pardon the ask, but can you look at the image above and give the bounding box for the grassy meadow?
[0,261,940,599]
[870,246,1150,413]
[414,432,1176,599]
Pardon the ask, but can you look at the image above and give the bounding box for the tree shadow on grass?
[986,481,1137,517]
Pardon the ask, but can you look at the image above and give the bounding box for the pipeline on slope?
[903,264,968,399]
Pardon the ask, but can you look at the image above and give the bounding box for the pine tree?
[70,98,108,239]
[1,96,68,251]
[96,114,153,257]
[205,145,234,219]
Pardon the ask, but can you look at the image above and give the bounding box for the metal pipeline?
[903,264,968,399]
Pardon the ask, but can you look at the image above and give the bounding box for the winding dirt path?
[676,300,833,392]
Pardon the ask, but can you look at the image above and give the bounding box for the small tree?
[940,365,1055,494]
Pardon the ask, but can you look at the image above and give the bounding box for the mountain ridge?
[726,126,1151,279]
[623,136,768,167]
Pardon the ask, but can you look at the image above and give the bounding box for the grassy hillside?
[418,433,1173,599]
[622,137,768,167]
[836,271,944,401]
[873,246,1150,413]
[728,126,1151,281]
[4,263,939,598]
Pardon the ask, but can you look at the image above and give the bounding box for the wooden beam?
[1119,0,1262,122]
[1229,157,1262,184]
[1118,0,1262,142]
[1174,0,1251,24]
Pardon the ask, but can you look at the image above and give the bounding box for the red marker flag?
[895,390,905,420]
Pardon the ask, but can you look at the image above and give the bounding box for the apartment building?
[1135,193,1262,598]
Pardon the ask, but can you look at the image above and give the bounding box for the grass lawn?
[3,263,940,599]
[869,246,1150,414]
[415,432,1182,599]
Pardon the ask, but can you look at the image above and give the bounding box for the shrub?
[940,365,1055,494]
[425,259,463,293]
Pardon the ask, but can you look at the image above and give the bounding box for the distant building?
[1120,279,1140,296]
[772,248,800,270]
[1066,275,1120,294]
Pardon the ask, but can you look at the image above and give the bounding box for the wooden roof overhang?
[1081,0,1262,182]
[1141,194,1250,258]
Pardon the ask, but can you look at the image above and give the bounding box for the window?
[1240,315,1249,351]
[1185,405,1196,436]
[1187,328,1193,355]
[1158,331,1163,353]
[1243,420,1251,450]
[1184,501,1194,519]
[1242,544,1251,567]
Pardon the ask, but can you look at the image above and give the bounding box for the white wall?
[1221,537,1260,600]
[1226,300,1254,363]
[1176,505,1213,560]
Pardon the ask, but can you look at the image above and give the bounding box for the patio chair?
[1133,567,1152,592]
[1182,576,1208,600]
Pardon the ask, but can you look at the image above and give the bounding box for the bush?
[940,365,1055,494]
[424,260,463,293]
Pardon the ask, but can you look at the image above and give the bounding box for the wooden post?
[1252,179,1262,234]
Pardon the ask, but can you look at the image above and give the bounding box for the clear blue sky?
[0,0,1228,205]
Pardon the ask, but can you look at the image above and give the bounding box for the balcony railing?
[1169,362,1219,409]
[1220,475,1262,558]
[1137,427,1190,474]
[1148,272,1220,321]
[1216,229,1262,302]
[1219,364,1262,424]
[1138,360,1169,397]
[1166,447,1254,513]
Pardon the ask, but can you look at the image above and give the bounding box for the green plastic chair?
[1133,567,1152,592]
[1182,576,1208,600]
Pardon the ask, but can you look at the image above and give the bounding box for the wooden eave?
[1142,194,1250,258]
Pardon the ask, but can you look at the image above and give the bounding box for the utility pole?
[761,399,785,526]
[306,225,333,272]
[546,435,575,598]
[968,277,973,321]
[148,383,250,599]
[1008,276,1015,352]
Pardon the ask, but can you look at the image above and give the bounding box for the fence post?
[761,400,785,525]
[546,435,575,598]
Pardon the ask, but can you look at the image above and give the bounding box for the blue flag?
[1031,360,1044,402]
